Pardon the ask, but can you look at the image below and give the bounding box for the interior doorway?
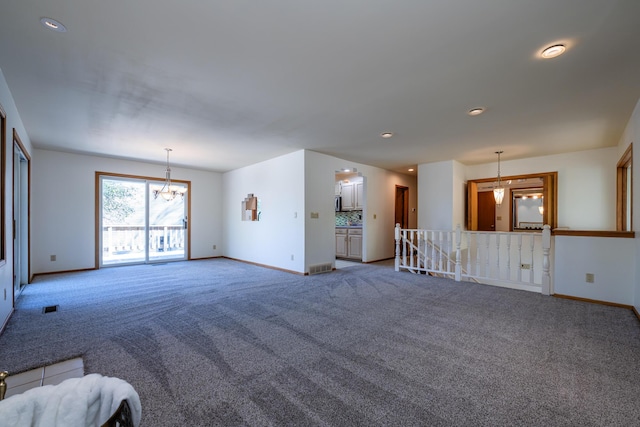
[477,191,496,231]
[395,185,409,228]
[13,131,30,300]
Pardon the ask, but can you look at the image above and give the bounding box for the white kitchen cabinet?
[335,229,348,258]
[336,227,362,260]
[334,181,342,196]
[341,183,355,210]
[355,181,364,210]
[347,229,362,259]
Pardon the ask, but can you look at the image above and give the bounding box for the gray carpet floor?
[1,258,639,426]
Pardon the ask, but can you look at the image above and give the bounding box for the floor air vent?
[309,263,333,275]
[42,305,59,314]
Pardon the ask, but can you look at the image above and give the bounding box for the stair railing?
[395,224,552,295]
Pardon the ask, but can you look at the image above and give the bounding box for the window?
[616,143,632,231]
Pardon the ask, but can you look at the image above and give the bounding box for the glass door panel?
[148,182,187,262]
[101,178,146,266]
[100,176,188,266]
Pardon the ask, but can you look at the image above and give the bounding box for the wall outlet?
[213,245,217,250]
[497,216,502,221]
[50,255,56,262]
[310,212,319,219]
[520,263,530,270]
[373,214,377,219]
[294,212,297,218]
[586,273,595,283]
[291,254,294,261]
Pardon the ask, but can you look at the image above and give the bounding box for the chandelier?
[493,150,504,205]
[153,148,186,201]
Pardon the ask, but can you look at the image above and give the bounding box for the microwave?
[335,196,342,212]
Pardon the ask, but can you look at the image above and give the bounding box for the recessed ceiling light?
[380,132,393,139]
[40,17,67,33]
[467,108,485,116]
[541,44,566,59]
[408,168,415,172]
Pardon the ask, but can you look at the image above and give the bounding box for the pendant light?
[493,151,505,205]
[153,148,186,201]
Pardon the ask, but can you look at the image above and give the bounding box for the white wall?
[554,236,635,305]
[0,69,34,328]
[465,148,618,230]
[616,97,639,312]
[223,150,306,272]
[32,149,222,274]
[418,161,454,230]
[304,151,418,268]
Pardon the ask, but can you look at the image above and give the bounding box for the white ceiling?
[1,0,639,173]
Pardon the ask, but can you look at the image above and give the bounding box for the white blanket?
[0,373,142,426]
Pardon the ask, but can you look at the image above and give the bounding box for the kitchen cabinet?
[335,229,348,258]
[341,183,355,210]
[334,181,342,196]
[336,180,363,211]
[347,228,362,259]
[336,227,362,260]
[355,182,364,210]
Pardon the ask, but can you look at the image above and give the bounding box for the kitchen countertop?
[336,225,362,228]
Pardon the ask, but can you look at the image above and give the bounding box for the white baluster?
[465,232,471,278]
[542,225,551,295]
[476,234,481,277]
[455,225,462,282]
[529,233,535,284]
[402,229,407,268]
[395,223,401,271]
[495,233,501,279]
[517,234,523,282]
[506,234,511,281]
[485,233,490,278]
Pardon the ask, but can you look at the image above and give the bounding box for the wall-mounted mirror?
[512,188,544,230]
[467,172,557,231]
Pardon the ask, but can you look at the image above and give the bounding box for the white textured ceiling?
[1,0,639,173]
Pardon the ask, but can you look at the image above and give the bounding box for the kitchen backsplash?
[335,210,363,226]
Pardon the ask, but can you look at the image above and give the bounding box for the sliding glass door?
[99,175,188,266]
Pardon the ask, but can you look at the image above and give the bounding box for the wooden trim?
[616,143,632,231]
[32,267,97,278]
[467,181,478,230]
[553,294,633,310]
[552,229,635,238]
[467,171,557,231]
[222,256,305,275]
[617,142,633,167]
[95,171,192,268]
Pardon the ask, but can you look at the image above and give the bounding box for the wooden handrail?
[553,230,635,238]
